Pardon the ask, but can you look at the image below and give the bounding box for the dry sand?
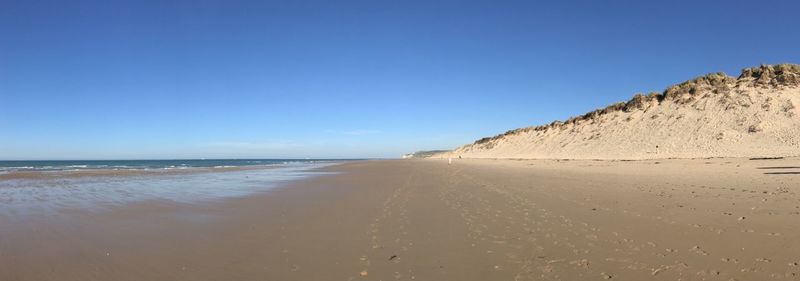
[2,159,800,280]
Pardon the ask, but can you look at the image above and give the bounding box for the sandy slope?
[436,64,800,159]
[2,159,800,280]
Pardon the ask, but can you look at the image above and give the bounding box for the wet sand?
[0,164,285,180]
[1,158,800,280]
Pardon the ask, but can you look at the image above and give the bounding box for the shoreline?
[0,161,344,180]
[0,162,340,217]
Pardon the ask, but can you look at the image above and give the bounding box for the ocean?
[0,159,354,216]
[0,159,348,173]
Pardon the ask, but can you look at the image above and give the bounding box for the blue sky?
[1,0,799,159]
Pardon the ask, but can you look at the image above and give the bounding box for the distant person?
[448,157,452,165]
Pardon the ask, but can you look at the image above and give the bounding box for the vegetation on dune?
[662,72,734,103]
[739,64,800,86]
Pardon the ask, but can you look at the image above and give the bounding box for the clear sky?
[1,0,799,159]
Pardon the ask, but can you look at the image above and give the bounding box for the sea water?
[0,159,339,172]
[0,159,349,216]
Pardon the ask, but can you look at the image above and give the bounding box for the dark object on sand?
[749,157,785,160]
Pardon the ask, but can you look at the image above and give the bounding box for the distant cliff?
[403,150,451,159]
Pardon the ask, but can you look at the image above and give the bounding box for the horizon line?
[0,158,382,161]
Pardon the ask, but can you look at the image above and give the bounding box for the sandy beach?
[4,1,799,280]
[2,159,799,280]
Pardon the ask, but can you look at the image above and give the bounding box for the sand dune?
[435,64,800,159]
